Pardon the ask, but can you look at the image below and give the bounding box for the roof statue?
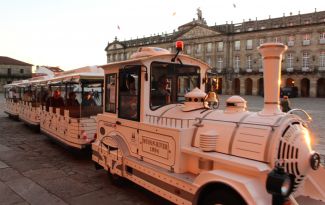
[197,7,202,20]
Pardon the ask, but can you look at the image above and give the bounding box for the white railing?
[288,41,294,46]
[303,40,311,46]
[302,67,312,72]
[286,67,294,72]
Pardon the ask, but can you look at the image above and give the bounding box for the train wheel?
[107,168,128,186]
[199,187,246,205]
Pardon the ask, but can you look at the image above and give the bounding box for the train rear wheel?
[107,168,128,186]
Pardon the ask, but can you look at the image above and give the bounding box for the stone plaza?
[0,93,324,205]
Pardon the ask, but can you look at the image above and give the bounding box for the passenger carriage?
[17,75,49,127]
[92,42,325,205]
[39,66,104,149]
[4,80,26,119]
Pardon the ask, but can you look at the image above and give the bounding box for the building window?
[304,20,310,24]
[120,53,124,60]
[303,34,311,45]
[257,38,265,46]
[234,41,240,51]
[216,57,223,70]
[302,52,310,68]
[206,56,212,66]
[288,35,295,46]
[286,53,293,69]
[246,39,253,50]
[206,43,212,53]
[258,56,263,72]
[274,37,281,43]
[246,55,252,69]
[320,32,325,44]
[320,51,325,68]
[195,44,202,54]
[110,55,113,62]
[20,69,24,74]
[234,56,240,70]
[7,68,11,75]
[186,45,191,54]
[217,42,223,52]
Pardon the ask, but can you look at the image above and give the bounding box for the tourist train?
[4,42,325,205]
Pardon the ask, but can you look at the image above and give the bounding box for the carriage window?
[118,66,141,121]
[105,74,117,113]
[150,61,200,110]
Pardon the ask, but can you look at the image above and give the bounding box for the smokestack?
[258,43,287,115]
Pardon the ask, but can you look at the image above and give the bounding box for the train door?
[115,65,142,155]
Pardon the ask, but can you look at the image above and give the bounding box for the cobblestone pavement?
[0,94,324,205]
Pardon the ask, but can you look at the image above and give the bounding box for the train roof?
[100,51,210,71]
[45,66,104,84]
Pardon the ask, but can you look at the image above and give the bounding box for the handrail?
[287,108,312,123]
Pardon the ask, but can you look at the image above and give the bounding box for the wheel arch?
[193,181,247,205]
[192,170,271,205]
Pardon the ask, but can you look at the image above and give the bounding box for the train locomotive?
[92,42,325,205]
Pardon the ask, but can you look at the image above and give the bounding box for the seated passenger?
[81,92,96,106]
[66,92,79,107]
[46,90,64,111]
[151,75,170,106]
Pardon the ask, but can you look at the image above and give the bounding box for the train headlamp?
[266,165,293,197]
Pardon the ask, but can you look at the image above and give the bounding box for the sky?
[0,0,324,71]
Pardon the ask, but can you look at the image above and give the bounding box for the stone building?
[34,65,64,77]
[105,9,325,97]
[0,56,32,92]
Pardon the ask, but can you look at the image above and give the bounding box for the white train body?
[92,43,325,204]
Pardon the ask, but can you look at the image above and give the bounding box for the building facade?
[105,9,325,97]
[0,56,33,92]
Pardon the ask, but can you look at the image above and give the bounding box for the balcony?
[286,67,294,72]
[320,39,325,44]
[302,40,311,46]
[288,41,294,47]
[318,67,325,71]
[259,68,263,73]
[246,68,252,73]
[234,69,240,73]
[302,67,312,72]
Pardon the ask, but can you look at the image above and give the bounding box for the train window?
[118,65,141,121]
[105,73,117,113]
[150,61,200,110]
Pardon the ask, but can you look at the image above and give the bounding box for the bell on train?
[206,91,218,103]
[205,91,219,109]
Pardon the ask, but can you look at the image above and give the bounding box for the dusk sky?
[1,0,324,70]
